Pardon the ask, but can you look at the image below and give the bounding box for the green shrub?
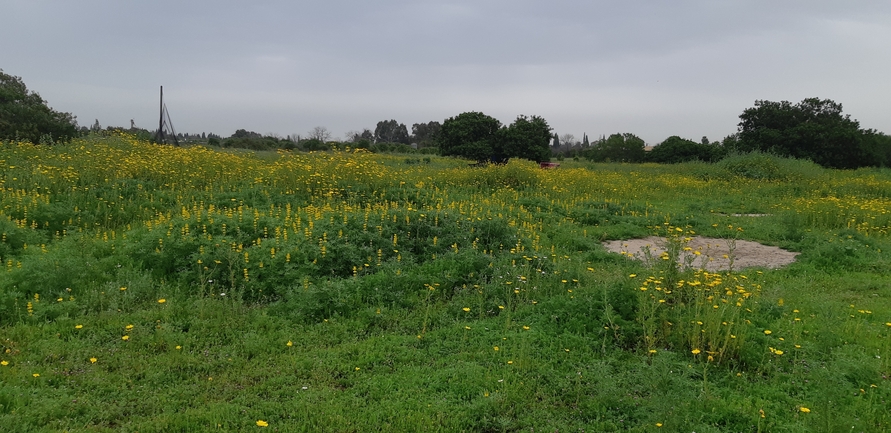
[717,151,824,181]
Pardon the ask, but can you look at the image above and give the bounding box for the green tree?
[499,115,552,162]
[859,130,891,167]
[410,121,441,147]
[224,129,287,150]
[737,98,867,169]
[0,69,78,143]
[437,112,503,162]
[438,112,554,162]
[584,133,646,162]
[374,119,409,144]
[648,136,724,163]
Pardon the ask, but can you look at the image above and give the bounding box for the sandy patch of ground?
[602,236,799,272]
[727,213,772,217]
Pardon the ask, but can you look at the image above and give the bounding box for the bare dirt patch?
[602,236,799,272]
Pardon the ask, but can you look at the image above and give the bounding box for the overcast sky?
[3,0,890,144]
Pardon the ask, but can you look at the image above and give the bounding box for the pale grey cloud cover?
[2,0,890,143]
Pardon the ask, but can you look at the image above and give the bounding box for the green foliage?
[437,111,503,162]
[717,151,824,181]
[860,129,891,168]
[0,70,78,144]
[3,135,891,431]
[438,112,552,162]
[300,138,329,151]
[797,230,891,272]
[498,115,552,162]
[368,142,416,154]
[648,135,726,163]
[445,159,541,190]
[583,133,646,162]
[410,121,441,147]
[223,129,293,150]
[374,119,410,144]
[736,98,887,169]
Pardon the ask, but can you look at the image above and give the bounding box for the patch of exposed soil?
[602,236,799,272]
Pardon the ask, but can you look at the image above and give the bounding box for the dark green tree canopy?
[859,130,891,167]
[648,136,725,163]
[437,112,503,162]
[410,121,441,147]
[736,98,866,169]
[437,112,552,163]
[583,133,646,162]
[374,119,410,144]
[231,129,262,139]
[0,70,78,143]
[499,115,552,162]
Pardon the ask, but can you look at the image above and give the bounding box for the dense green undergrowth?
[2,135,891,432]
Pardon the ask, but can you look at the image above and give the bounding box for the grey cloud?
[2,0,889,142]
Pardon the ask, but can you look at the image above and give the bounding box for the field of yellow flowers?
[1,134,891,432]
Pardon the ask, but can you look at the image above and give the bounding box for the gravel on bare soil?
[602,236,799,272]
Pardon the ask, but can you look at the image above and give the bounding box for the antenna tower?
[153,86,180,146]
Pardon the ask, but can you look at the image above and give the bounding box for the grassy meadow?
[1,133,891,432]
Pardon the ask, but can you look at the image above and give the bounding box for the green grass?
[2,134,891,432]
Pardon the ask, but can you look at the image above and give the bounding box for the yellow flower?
[286,340,293,347]
[256,420,269,427]
[158,299,166,304]
[799,406,811,413]
[522,325,530,330]
[763,329,772,335]
[32,373,40,377]
[90,357,97,364]
[507,360,513,364]
[75,324,83,329]
[176,346,182,350]
[691,349,701,355]
[120,287,127,291]
[655,423,663,427]
[462,307,470,312]
[629,274,636,278]
[0,360,8,366]
[493,346,499,351]
[125,324,134,330]
[122,335,130,341]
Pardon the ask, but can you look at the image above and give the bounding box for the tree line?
[555,98,891,169]
[3,69,890,168]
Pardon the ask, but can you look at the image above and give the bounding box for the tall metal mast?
[158,86,164,142]
[153,86,179,146]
